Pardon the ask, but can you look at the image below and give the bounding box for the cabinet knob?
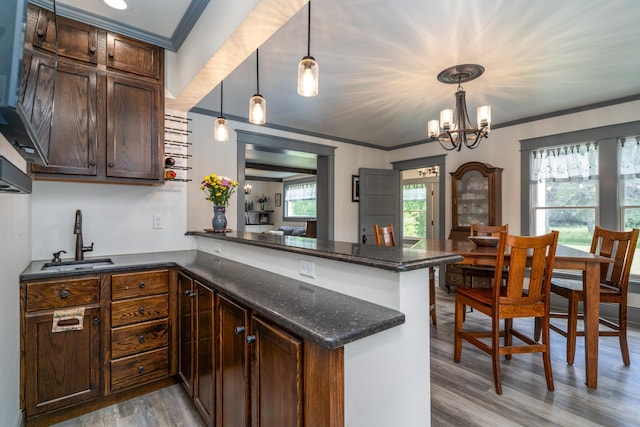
[139,281,145,288]
[108,51,114,58]
[138,366,145,374]
[59,290,70,299]
[37,29,44,38]
[138,335,145,343]
[234,326,245,335]
[89,46,96,54]
[246,335,256,344]
[108,162,114,168]
[189,291,196,298]
[89,160,96,166]
[138,306,145,314]
[92,317,100,325]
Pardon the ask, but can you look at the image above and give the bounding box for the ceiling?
[53,0,640,152]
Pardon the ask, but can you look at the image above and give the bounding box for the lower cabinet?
[20,268,176,425]
[21,275,102,417]
[178,269,342,427]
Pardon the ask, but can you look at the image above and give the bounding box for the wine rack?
[164,113,192,182]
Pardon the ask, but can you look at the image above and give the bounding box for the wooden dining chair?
[460,224,509,288]
[372,223,437,326]
[543,226,639,366]
[373,224,396,247]
[454,230,559,395]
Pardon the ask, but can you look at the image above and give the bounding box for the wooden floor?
[54,287,640,427]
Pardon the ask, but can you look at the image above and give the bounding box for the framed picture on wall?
[275,193,282,207]
[352,175,360,202]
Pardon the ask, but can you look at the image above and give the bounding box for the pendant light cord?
[306,2,311,56]
[220,80,224,116]
[256,49,260,94]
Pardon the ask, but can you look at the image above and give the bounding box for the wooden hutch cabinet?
[446,161,503,288]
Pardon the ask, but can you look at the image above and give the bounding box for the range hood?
[0,156,32,194]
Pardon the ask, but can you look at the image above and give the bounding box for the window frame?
[283,176,317,221]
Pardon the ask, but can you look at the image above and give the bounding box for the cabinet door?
[177,272,195,396]
[29,5,100,64]
[106,33,161,79]
[24,306,101,416]
[106,74,162,180]
[217,295,250,427]
[195,282,215,424]
[29,60,99,176]
[251,316,303,427]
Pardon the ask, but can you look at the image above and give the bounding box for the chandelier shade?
[214,80,229,141]
[427,64,491,151]
[297,2,318,97]
[249,49,266,124]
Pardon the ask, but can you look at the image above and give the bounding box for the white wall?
[0,136,31,426]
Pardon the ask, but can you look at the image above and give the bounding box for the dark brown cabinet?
[21,275,102,417]
[24,4,164,185]
[177,271,195,396]
[250,316,303,427]
[217,295,250,427]
[449,161,503,239]
[109,269,171,393]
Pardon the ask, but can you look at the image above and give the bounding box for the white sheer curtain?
[531,142,598,182]
[619,136,640,178]
[285,182,316,201]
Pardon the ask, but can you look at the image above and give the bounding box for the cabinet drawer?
[106,32,161,79]
[111,319,169,359]
[111,295,168,327]
[26,276,100,312]
[111,269,169,300]
[110,348,169,392]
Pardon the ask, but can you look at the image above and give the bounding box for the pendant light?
[249,49,266,125]
[297,1,318,97]
[214,80,229,141]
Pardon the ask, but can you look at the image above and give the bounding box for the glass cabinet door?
[456,170,489,227]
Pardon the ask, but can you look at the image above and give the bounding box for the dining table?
[419,238,614,389]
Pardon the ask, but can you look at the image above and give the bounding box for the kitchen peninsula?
[20,234,461,426]
[187,230,463,426]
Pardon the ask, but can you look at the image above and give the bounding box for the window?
[530,143,598,252]
[521,121,640,280]
[284,178,316,220]
[403,183,427,238]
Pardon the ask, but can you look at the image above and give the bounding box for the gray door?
[359,168,401,245]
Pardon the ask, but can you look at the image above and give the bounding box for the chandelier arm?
[438,131,459,151]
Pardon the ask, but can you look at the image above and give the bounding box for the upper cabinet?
[25,5,165,185]
[450,161,503,239]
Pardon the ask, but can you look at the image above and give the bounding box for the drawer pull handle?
[93,317,100,325]
[138,306,145,314]
[246,335,256,344]
[138,335,145,343]
[139,281,145,288]
[59,290,70,299]
[234,326,245,335]
[138,366,144,374]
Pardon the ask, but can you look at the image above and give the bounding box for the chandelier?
[427,64,491,151]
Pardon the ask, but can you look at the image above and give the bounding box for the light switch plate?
[299,260,315,278]
[153,213,163,229]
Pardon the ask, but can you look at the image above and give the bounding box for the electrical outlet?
[299,260,315,278]
[153,213,163,229]
[213,243,222,253]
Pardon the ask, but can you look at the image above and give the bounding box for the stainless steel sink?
[41,258,114,271]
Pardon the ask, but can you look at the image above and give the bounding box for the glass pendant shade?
[427,120,440,138]
[440,109,453,130]
[297,56,319,97]
[249,94,266,125]
[214,117,229,141]
[477,105,491,133]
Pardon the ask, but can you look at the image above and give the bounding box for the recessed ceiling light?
[104,0,127,10]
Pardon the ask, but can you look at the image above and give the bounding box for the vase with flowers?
[200,174,239,231]
[257,194,269,211]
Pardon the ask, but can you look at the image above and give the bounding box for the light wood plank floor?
[54,287,640,427]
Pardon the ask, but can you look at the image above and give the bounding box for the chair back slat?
[373,224,396,247]
[470,224,508,237]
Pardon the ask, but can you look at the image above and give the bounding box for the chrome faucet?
[74,209,94,260]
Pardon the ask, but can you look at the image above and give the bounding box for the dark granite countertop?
[187,230,463,272]
[20,250,405,349]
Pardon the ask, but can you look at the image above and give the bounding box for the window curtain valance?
[285,182,316,201]
[530,142,598,183]
[618,136,640,178]
[403,183,426,201]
